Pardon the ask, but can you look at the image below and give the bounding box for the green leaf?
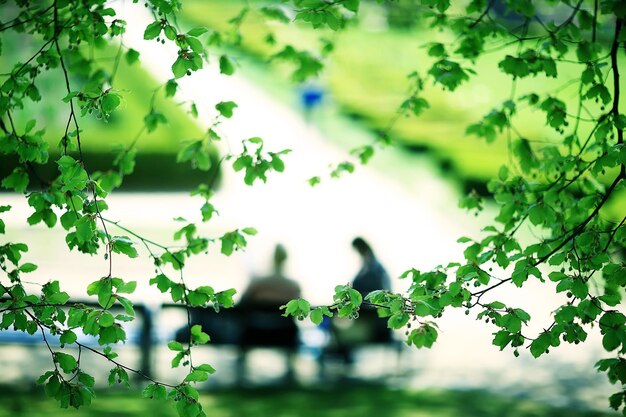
[216,289,236,308]
[67,308,85,328]
[187,290,208,306]
[142,384,167,400]
[344,0,359,12]
[200,202,216,222]
[75,216,96,243]
[165,79,178,97]
[413,301,431,317]
[187,37,204,55]
[309,308,324,325]
[117,296,135,316]
[187,27,208,37]
[172,57,188,79]
[144,21,162,40]
[144,111,167,133]
[219,55,235,75]
[96,279,114,309]
[2,167,29,192]
[150,274,172,293]
[388,313,410,329]
[185,370,209,382]
[36,371,55,385]
[602,332,621,351]
[196,363,216,374]
[190,324,210,344]
[241,227,257,235]
[78,372,95,388]
[260,6,290,23]
[18,262,37,273]
[168,341,185,351]
[101,93,121,114]
[44,374,61,397]
[116,280,137,294]
[215,101,237,118]
[153,385,167,400]
[109,367,129,386]
[486,301,505,309]
[98,325,126,345]
[143,383,157,398]
[609,392,624,411]
[530,332,551,358]
[125,48,140,65]
[60,331,77,345]
[428,59,470,91]
[98,312,115,327]
[57,156,88,192]
[407,324,438,348]
[164,25,177,40]
[55,352,77,373]
[171,352,185,368]
[428,43,446,57]
[111,236,138,258]
[513,308,531,322]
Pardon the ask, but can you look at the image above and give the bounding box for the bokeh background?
[0,0,623,416]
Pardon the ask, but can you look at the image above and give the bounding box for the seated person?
[174,244,301,350]
[323,237,393,369]
[238,243,301,349]
[239,244,300,307]
[350,237,392,343]
[237,244,301,383]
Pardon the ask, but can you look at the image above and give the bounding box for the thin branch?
[75,341,177,388]
[610,18,624,178]
[0,5,54,32]
[534,173,623,267]
[592,0,598,43]
[12,38,55,77]
[33,315,60,374]
[472,173,623,299]
[554,0,584,34]
[53,0,114,276]
[24,307,180,389]
[604,216,626,251]
[469,0,494,29]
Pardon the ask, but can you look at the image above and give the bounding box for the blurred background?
[0,0,623,416]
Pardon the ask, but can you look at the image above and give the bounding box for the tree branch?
[610,18,624,178]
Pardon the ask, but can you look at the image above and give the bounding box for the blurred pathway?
[111,3,472,303]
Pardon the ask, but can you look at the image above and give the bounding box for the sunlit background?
[0,0,622,416]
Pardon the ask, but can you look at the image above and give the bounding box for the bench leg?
[236,347,248,386]
[284,349,296,384]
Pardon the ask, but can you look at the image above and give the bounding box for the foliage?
[0,1,625,417]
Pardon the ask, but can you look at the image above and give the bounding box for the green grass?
[1,40,203,154]
[76,57,204,154]
[179,0,515,180]
[0,386,616,417]
[1,42,216,189]
[180,0,625,184]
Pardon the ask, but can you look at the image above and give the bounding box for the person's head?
[352,237,373,258]
[273,244,288,270]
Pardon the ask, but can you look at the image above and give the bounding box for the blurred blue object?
[300,84,324,111]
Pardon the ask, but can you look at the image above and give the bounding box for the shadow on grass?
[0,384,616,417]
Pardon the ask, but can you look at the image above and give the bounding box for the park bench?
[0,298,155,378]
[169,304,404,382]
[0,299,403,384]
[168,303,299,384]
[318,308,404,379]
